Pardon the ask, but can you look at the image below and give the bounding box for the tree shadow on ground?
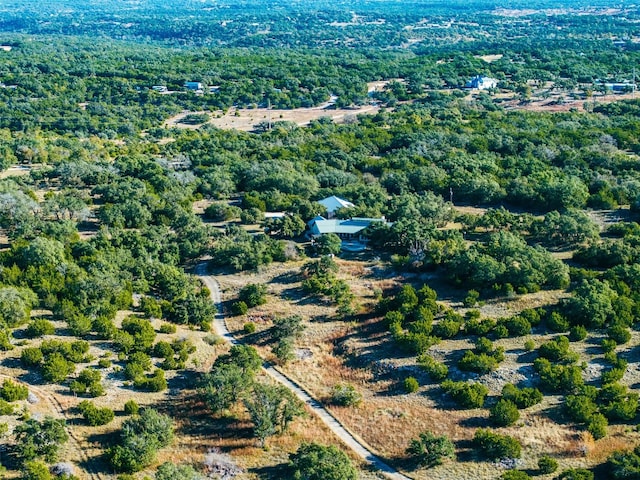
[2,357,23,370]
[515,350,537,363]
[16,369,45,386]
[155,392,256,448]
[269,271,301,285]
[250,462,291,479]
[279,287,329,306]
[453,438,479,463]
[237,329,272,347]
[458,415,491,428]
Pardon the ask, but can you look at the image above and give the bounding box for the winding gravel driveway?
[196,264,412,480]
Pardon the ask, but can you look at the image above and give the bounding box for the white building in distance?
[465,75,498,90]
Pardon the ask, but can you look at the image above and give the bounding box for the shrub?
[555,469,593,480]
[135,369,167,392]
[69,368,104,397]
[458,351,499,374]
[204,203,239,221]
[118,317,156,353]
[153,341,174,359]
[404,377,419,393]
[601,339,617,353]
[601,366,626,385]
[98,359,111,368]
[289,442,357,480]
[158,323,176,334]
[243,322,256,334]
[124,351,152,380]
[22,461,52,480]
[1,379,28,402]
[608,446,640,479]
[67,313,92,337]
[231,301,248,316]
[473,428,521,460]
[501,384,543,409]
[88,382,105,398]
[398,333,440,354]
[521,308,542,326]
[315,233,342,255]
[465,318,496,336]
[490,399,520,427]
[21,348,43,367]
[524,339,535,351]
[587,413,608,439]
[534,358,584,393]
[538,336,578,363]
[108,408,174,473]
[0,399,14,415]
[41,353,75,383]
[433,319,461,339]
[240,207,263,224]
[547,312,569,332]
[569,325,588,342]
[565,393,597,423]
[538,455,559,474]
[14,417,68,463]
[417,354,448,382]
[597,383,638,421]
[493,324,509,338]
[93,316,116,339]
[331,383,362,407]
[463,290,480,307]
[238,283,267,308]
[441,380,488,409]
[406,431,455,468]
[608,325,631,345]
[140,296,163,319]
[155,462,204,480]
[272,336,294,364]
[24,319,55,338]
[501,316,531,337]
[124,400,139,415]
[203,334,224,346]
[78,400,114,426]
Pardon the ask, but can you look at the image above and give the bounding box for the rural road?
[196,263,412,480]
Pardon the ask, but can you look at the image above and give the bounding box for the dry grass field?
[164,103,383,132]
[0,278,384,479]
[215,252,640,479]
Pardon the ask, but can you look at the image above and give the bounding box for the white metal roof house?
[465,75,498,90]
[317,195,355,218]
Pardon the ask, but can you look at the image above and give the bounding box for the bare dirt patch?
[501,91,638,113]
[165,103,383,132]
[0,165,33,179]
[475,54,503,63]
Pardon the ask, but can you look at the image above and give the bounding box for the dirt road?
[195,264,412,480]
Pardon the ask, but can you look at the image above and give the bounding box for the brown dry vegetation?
[0,289,384,479]
[215,253,640,479]
[164,104,382,132]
